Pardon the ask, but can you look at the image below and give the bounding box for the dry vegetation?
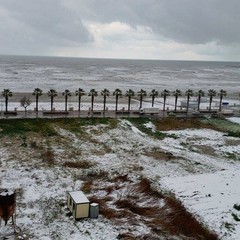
[143,149,178,160]
[87,175,218,239]
[153,117,220,131]
[63,160,94,169]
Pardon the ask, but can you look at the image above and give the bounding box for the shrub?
[227,131,240,138]
[109,119,118,129]
[21,135,27,147]
[232,213,240,222]
[81,181,92,193]
[63,160,94,169]
[41,148,55,165]
[234,204,240,211]
[30,140,38,149]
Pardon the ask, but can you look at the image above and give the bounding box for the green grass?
[0,119,57,136]
[0,118,114,137]
[127,117,240,139]
[202,118,240,137]
[78,118,110,126]
[126,118,177,139]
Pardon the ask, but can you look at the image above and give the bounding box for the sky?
[0,0,239,61]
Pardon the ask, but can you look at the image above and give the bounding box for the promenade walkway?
[0,109,238,119]
[0,110,144,119]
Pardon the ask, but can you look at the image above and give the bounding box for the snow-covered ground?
[0,117,240,239]
[227,117,240,124]
[161,169,240,240]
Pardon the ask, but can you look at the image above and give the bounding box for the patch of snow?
[227,117,240,124]
[160,169,240,239]
[144,121,156,132]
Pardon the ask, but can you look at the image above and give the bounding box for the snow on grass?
[160,169,240,240]
[143,121,156,132]
[1,165,118,240]
[1,118,240,239]
[157,126,240,239]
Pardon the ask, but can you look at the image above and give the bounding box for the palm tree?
[101,89,110,112]
[88,89,98,111]
[32,88,43,112]
[126,89,135,111]
[113,89,122,112]
[137,89,147,109]
[62,89,71,112]
[161,89,170,111]
[75,88,85,112]
[218,89,227,112]
[2,89,13,112]
[185,89,193,113]
[150,89,159,107]
[173,89,182,111]
[208,89,217,111]
[196,90,205,111]
[47,89,58,112]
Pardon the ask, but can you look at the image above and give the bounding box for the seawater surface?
[0,55,240,94]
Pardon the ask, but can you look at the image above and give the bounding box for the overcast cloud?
[0,0,239,61]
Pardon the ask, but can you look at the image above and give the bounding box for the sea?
[0,55,240,95]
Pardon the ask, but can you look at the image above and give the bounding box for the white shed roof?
[68,191,89,204]
[90,203,99,207]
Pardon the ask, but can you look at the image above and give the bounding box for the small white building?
[67,191,90,219]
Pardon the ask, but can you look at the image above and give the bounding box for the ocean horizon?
[0,55,240,95]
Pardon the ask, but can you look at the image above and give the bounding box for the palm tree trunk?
[128,97,131,111]
[219,96,223,111]
[36,95,39,112]
[91,96,94,111]
[5,96,8,112]
[209,97,212,111]
[51,96,53,111]
[197,96,201,111]
[78,95,81,112]
[186,96,190,113]
[151,96,155,107]
[103,96,106,112]
[174,96,178,111]
[115,95,119,112]
[163,96,166,111]
[140,96,143,109]
[65,96,68,111]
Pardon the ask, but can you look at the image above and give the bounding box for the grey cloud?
[0,0,239,58]
[67,0,240,45]
[0,0,92,55]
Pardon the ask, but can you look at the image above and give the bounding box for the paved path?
[0,109,239,119]
[0,110,144,119]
